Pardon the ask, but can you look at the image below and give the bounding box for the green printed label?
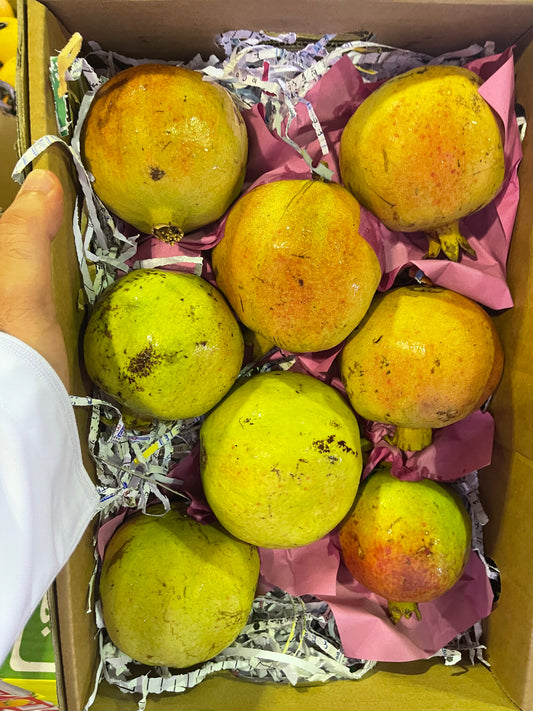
[1,596,56,681]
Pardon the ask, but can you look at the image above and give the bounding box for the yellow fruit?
[200,370,363,548]
[340,285,504,451]
[83,268,244,424]
[0,54,15,87]
[0,1,14,17]
[339,65,505,261]
[0,17,17,64]
[339,464,472,623]
[80,63,248,242]
[99,503,260,668]
[212,179,381,353]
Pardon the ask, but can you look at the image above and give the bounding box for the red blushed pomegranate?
[339,465,472,623]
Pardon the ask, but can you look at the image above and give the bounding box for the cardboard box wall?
[1,0,19,216]
[15,0,533,708]
[0,112,18,212]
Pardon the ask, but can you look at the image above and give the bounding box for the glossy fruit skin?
[0,54,15,87]
[99,504,259,668]
[339,65,505,260]
[0,17,17,64]
[339,466,472,616]
[212,179,381,353]
[340,286,504,444]
[80,64,248,241]
[0,2,15,18]
[83,268,244,423]
[200,370,363,548]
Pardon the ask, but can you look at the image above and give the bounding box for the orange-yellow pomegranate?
[339,464,472,623]
[212,179,381,353]
[80,63,248,242]
[340,285,504,451]
[339,65,505,261]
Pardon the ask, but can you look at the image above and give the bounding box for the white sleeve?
[0,332,100,665]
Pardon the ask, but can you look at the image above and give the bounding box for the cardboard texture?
[15,0,533,709]
[0,111,19,211]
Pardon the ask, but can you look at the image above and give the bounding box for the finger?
[0,169,63,313]
[0,169,70,387]
[0,168,63,247]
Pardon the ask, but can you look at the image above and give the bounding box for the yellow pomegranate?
[0,16,17,64]
[0,1,15,17]
[200,370,363,548]
[339,65,505,261]
[0,54,15,87]
[83,268,245,425]
[80,63,248,242]
[100,503,259,667]
[340,285,504,451]
[212,179,381,353]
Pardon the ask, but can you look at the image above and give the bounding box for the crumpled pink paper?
[259,537,493,662]
[361,410,496,482]
[118,45,518,664]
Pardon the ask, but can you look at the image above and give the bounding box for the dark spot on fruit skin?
[271,466,282,481]
[127,344,161,377]
[346,362,365,378]
[150,166,165,181]
[337,440,357,455]
[436,408,460,423]
[312,435,356,456]
[313,439,330,453]
[430,358,441,375]
[105,538,133,571]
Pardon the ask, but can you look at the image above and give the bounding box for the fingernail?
[20,169,57,195]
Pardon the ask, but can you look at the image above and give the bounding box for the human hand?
[0,168,70,388]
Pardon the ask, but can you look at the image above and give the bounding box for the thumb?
[0,168,70,388]
[1,168,63,247]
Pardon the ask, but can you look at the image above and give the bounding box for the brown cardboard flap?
[39,0,533,60]
[88,661,520,710]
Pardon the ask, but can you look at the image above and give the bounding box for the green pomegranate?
[200,370,363,548]
[80,63,248,242]
[99,504,260,667]
[339,465,472,623]
[83,268,244,425]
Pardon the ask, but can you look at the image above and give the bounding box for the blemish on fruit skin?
[436,407,460,423]
[127,344,161,377]
[149,166,165,181]
[105,538,133,571]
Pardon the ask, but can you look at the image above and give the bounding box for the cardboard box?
[15,0,533,709]
[0,110,19,211]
